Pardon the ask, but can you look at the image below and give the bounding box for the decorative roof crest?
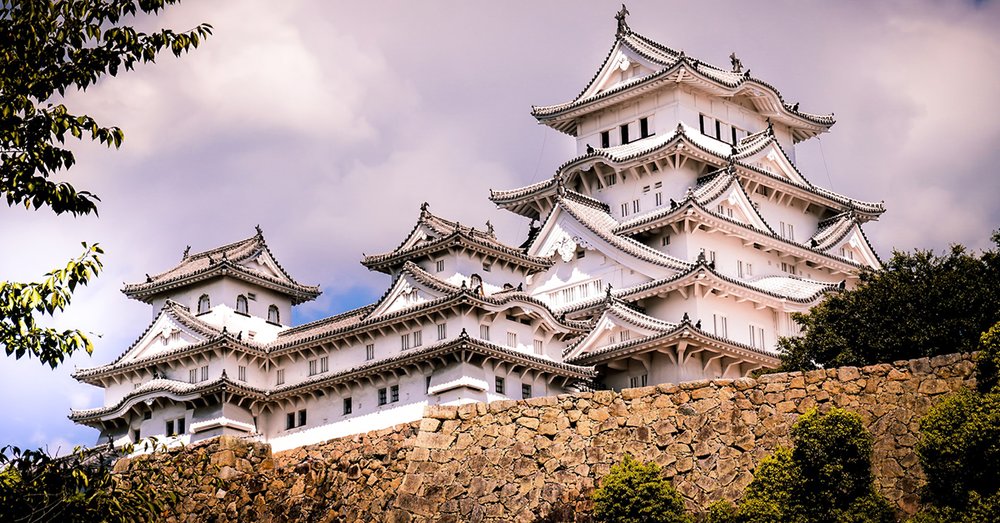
[255,224,263,237]
[729,52,743,73]
[615,4,631,36]
[182,245,191,259]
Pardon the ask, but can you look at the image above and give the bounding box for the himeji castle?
[70,9,883,451]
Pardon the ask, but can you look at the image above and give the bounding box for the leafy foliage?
[975,321,1000,394]
[726,408,894,523]
[592,454,693,523]
[0,442,183,523]
[778,234,1000,371]
[914,391,1000,512]
[0,0,212,216]
[0,0,210,367]
[0,244,103,367]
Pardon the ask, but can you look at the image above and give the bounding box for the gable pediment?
[742,142,810,186]
[703,180,773,233]
[564,305,672,361]
[582,43,660,100]
[367,271,453,319]
[829,227,881,269]
[119,312,211,365]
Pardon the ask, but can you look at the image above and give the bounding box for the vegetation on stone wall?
[705,408,894,523]
[908,322,1000,522]
[778,233,1000,371]
[592,454,692,523]
[0,441,204,523]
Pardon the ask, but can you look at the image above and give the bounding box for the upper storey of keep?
[531,7,835,158]
[122,228,321,309]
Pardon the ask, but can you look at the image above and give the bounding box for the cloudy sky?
[1,0,998,452]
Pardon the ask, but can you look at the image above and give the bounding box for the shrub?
[592,454,693,523]
[734,408,894,523]
[975,321,1000,394]
[915,390,1000,510]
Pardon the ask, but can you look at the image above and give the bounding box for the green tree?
[909,323,1000,522]
[727,408,894,523]
[0,0,211,367]
[778,233,1000,371]
[592,454,693,523]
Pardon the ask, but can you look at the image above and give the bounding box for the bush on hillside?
[975,321,1000,394]
[592,454,692,523]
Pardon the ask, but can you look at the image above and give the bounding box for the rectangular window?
[620,330,631,342]
[401,333,411,350]
[576,249,585,259]
[189,369,197,384]
[286,412,295,430]
[642,185,650,194]
[600,130,610,148]
[787,223,795,241]
[482,261,492,272]
[738,260,745,278]
[632,199,640,214]
[238,365,246,382]
[366,344,375,361]
[654,181,662,189]
[200,365,208,382]
[343,397,353,415]
[246,292,256,301]
[133,429,141,441]
[495,377,505,394]
[437,323,447,340]
[426,375,432,393]
[506,332,517,348]
[605,173,617,186]
[276,369,285,386]
[308,359,318,376]
[655,192,663,206]
[533,340,544,355]
[521,384,532,400]
[391,385,399,403]
[620,124,630,144]
[320,356,328,373]
[165,420,174,436]
[480,324,490,340]
[639,117,650,138]
[298,409,307,427]
[629,375,648,388]
[661,235,671,247]
[435,260,445,273]
[719,121,732,144]
[378,388,387,406]
[699,114,706,134]
[715,119,722,140]
[412,330,422,347]
[177,417,185,435]
[713,314,729,337]
[621,203,629,217]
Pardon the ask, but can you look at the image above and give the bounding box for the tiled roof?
[558,261,837,318]
[550,195,691,271]
[362,204,552,273]
[566,319,779,365]
[122,230,320,304]
[71,334,596,423]
[531,26,834,134]
[562,299,677,357]
[269,332,595,401]
[72,300,252,381]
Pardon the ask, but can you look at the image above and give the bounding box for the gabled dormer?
[122,228,320,330]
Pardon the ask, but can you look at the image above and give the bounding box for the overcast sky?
[1,0,997,452]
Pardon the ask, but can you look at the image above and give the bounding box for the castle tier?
[70,9,881,450]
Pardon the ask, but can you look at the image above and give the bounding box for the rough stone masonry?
[120,352,975,522]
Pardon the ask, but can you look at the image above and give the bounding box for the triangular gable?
[238,248,285,280]
[827,224,882,270]
[118,309,213,365]
[700,177,774,233]
[563,304,672,361]
[366,270,454,319]
[582,41,660,100]
[528,201,677,281]
[740,141,811,187]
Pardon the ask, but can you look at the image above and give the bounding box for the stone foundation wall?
[127,353,976,522]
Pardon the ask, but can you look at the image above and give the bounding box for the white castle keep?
[71,10,882,451]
